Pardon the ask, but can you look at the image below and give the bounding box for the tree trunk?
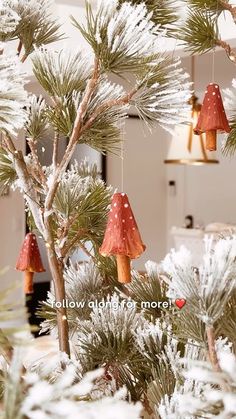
[46,247,70,357]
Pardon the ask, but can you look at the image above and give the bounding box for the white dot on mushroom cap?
[114,203,117,207]
[121,193,125,196]
[212,92,216,95]
[215,85,218,88]
[123,237,126,240]
[122,219,125,223]
[124,203,129,208]
[115,214,118,218]
[130,216,133,220]
[132,227,135,230]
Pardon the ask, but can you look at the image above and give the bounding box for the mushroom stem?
[206,130,217,151]
[24,271,34,294]
[116,255,131,283]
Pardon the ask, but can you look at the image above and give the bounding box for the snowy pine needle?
[32,47,91,98]
[0,1,19,38]
[0,51,27,135]
[2,0,63,55]
[73,0,164,74]
[162,236,236,325]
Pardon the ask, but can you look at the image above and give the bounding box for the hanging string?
[211,0,219,83]
[212,48,216,83]
[121,126,124,192]
[191,55,195,89]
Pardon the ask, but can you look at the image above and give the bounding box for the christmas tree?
[1,0,236,418]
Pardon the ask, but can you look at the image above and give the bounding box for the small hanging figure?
[16,233,45,294]
[99,192,146,284]
[194,83,230,151]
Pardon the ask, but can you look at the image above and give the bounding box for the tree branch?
[216,38,236,63]
[206,325,221,372]
[4,135,45,235]
[27,138,48,188]
[60,229,88,259]
[220,1,236,23]
[44,57,100,217]
[80,87,137,135]
[52,131,59,170]
[78,240,96,262]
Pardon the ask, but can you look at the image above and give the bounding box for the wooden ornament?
[194,83,230,151]
[16,233,45,294]
[99,193,146,283]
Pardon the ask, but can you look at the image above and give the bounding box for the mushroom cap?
[16,233,45,273]
[194,83,230,135]
[99,192,146,259]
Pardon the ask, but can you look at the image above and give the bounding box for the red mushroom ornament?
[16,233,45,294]
[99,193,146,283]
[194,83,230,151]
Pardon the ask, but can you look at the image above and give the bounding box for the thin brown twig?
[220,1,236,22]
[52,131,59,170]
[78,240,96,262]
[27,138,48,188]
[216,38,236,63]
[3,134,45,234]
[60,229,87,259]
[17,40,23,57]
[80,87,138,135]
[206,325,221,372]
[21,53,28,63]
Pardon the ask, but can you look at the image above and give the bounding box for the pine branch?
[0,51,27,136]
[184,0,225,14]
[80,87,137,135]
[1,0,64,58]
[25,95,48,141]
[125,263,168,320]
[39,262,116,333]
[71,1,164,75]
[3,134,45,234]
[32,48,90,98]
[43,57,100,222]
[0,147,16,195]
[178,9,218,54]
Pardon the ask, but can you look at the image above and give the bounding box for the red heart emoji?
[175,299,186,309]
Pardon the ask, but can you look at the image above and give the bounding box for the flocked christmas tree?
[1,0,236,418]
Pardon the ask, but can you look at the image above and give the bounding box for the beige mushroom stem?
[206,130,217,151]
[24,271,34,294]
[116,255,131,283]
